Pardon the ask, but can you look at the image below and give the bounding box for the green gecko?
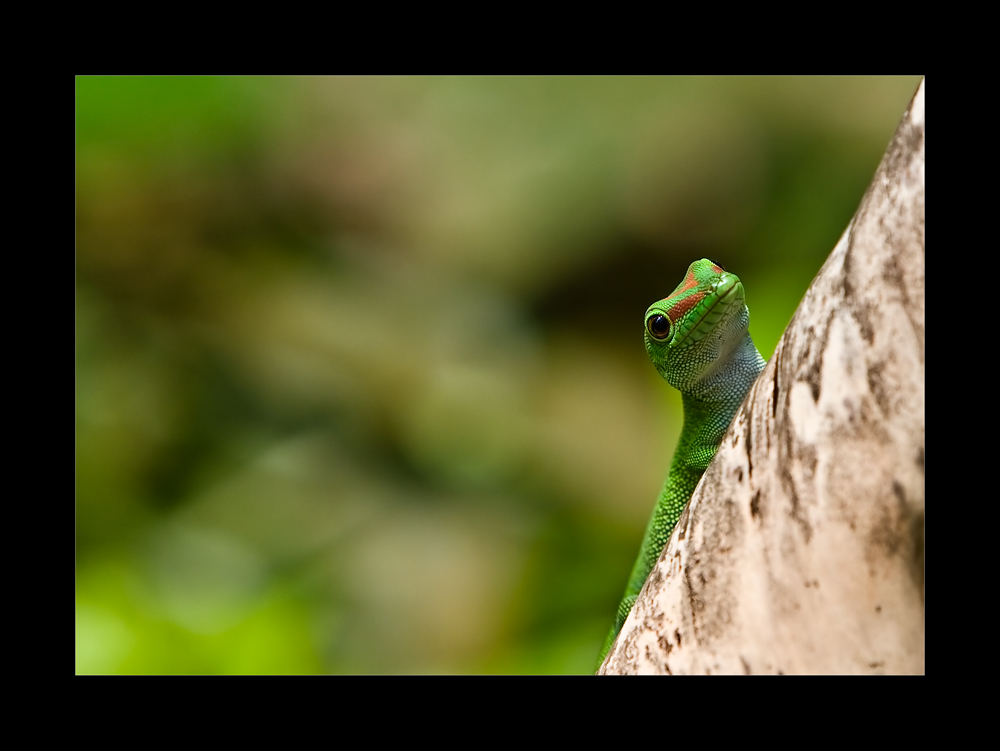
[597,258,766,670]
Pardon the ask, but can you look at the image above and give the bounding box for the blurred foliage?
[76,75,921,674]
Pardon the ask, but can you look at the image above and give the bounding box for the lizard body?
[597,259,766,670]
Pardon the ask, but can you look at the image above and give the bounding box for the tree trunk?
[599,78,925,675]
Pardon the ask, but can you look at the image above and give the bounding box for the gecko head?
[643,258,751,392]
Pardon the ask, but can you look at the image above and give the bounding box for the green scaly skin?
[597,259,766,671]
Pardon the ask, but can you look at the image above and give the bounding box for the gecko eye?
[647,313,671,341]
[710,259,726,271]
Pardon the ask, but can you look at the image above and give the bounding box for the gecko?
[597,258,766,670]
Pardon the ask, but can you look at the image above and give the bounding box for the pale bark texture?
[599,79,925,675]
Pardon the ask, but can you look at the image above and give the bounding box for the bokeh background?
[76,75,921,674]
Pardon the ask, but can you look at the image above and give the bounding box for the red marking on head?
[674,268,700,295]
[667,291,705,321]
[710,263,724,274]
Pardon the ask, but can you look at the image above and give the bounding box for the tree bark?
[599,78,925,675]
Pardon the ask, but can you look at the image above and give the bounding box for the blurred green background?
[76,75,921,674]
